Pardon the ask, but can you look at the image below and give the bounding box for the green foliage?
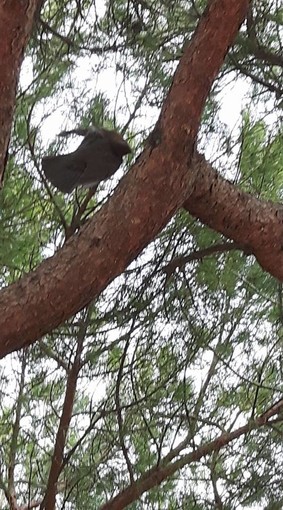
[0,0,283,509]
[239,113,283,199]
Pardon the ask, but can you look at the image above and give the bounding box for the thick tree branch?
[183,153,283,279]
[0,0,41,186]
[0,0,249,355]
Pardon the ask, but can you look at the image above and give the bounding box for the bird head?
[59,126,131,157]
[101,129,131,157]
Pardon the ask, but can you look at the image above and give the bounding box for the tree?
[0,0,282,508]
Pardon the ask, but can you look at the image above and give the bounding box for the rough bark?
[0,0,250,355]
[41,320,86,510]
[184,153,283,278]
[0,0,41,185]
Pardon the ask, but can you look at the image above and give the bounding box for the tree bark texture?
[0,0,253,355]
[184,153,283,279]
[0,0,41,185]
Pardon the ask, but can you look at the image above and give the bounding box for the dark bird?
[42,127,131,193]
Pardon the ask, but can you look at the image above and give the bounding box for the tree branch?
[40,308,91,510]
[0,0,250,356]
[7,351,28,510]
[99,402,283,510]
[0,0,41,186]
[163,241,250,277]
[183,152,283,279]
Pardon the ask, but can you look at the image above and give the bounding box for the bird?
[42,126,131,193]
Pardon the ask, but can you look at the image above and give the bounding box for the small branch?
[122,82,150,135]
[210,452,224,509]
[38,341,69,372]
[253,45,283,69]
[7,351,28,510]
[39,20,74,47]
[40,308,92,510]
[0,475,10,508]
[65,187,98,241]
[163,241,250,278]
[40,19,120,54]
[99,402,283,510]
[115,331,134,483]
[22,500,42,510]
[245,4,283,69]
[229,55,283,97]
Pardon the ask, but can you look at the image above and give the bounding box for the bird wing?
[42,129,128,192]
[42,153,87,193]
[76,137,122,186]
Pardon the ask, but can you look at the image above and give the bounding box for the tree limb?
[40,309,91,510]
[0,0,250,355]
[99,402,283,510]
[163,241,250,277]
[0,0,41,186]
[183,152,283,279]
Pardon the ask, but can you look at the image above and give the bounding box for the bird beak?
[122,140,132,155]
[109,132,131,156]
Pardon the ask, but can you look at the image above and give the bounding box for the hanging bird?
[42,127,131,193]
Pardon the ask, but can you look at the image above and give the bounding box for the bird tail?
[42,154,78,193]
